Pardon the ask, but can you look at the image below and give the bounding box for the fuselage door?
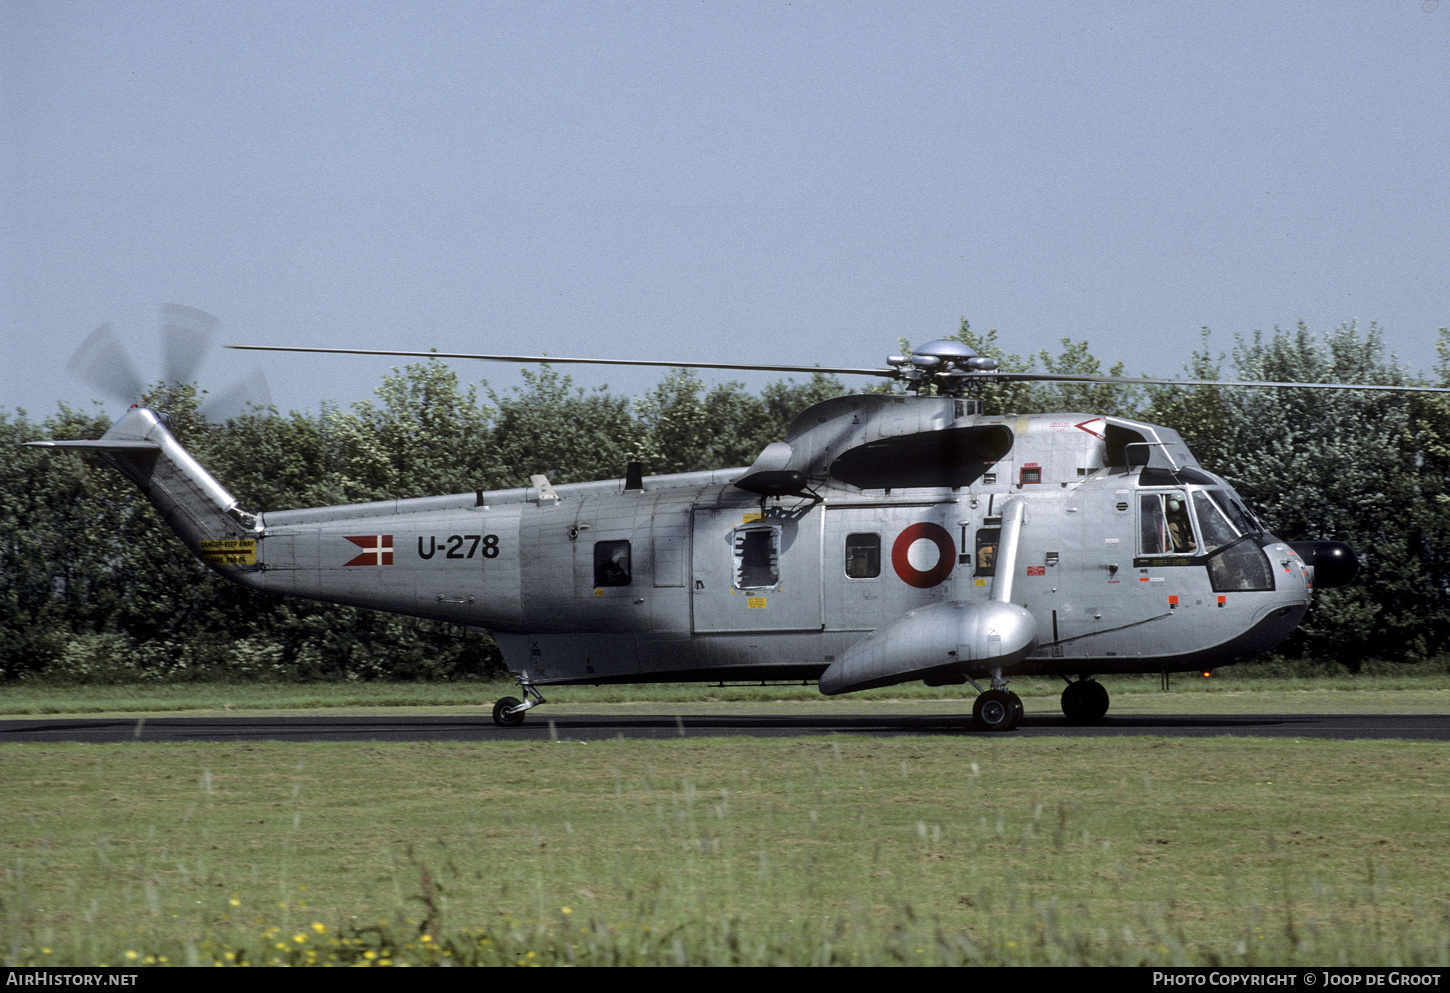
[690,505,823,633]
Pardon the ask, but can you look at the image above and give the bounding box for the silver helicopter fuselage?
[40,392,1322,698]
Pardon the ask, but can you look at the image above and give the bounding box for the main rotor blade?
[985,372,1450,394]
[225,345,895,379]
[227,344,1450,394]
[67,324,146,402]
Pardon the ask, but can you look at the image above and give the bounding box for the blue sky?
[4,1,1447,420]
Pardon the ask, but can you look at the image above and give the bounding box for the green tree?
[304,359,495,502]
[0,405,114,674]
[633,369,852,474]
[0,393,238,677]
[484,365,642,486]
[1146,322,1449,667]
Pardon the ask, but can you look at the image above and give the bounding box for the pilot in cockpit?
[1165,496,1196,553]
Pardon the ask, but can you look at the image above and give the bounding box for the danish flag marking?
[344,534,394,566]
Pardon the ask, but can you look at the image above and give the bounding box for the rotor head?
[887,339,1000,395]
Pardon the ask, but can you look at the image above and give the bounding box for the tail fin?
[25,407,260,569]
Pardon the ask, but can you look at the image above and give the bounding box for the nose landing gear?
[969,669,1024,731]
[972,688,1023,731]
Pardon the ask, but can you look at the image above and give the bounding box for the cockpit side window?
[1139,492,1196,555]
[1139,495,1166,554]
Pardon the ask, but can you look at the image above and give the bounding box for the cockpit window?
[1207,489,1262,535]
[1193,491,1240,552]
[1140,492,1196,555]
[1139,484,1273,589]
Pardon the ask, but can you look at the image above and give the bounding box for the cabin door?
[690,505,823,634]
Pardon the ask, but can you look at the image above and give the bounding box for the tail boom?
[26,407,261,574]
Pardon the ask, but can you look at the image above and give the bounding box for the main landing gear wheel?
[973,689,1022,732]
[492,696,526,727]
[1061,679,1110,723]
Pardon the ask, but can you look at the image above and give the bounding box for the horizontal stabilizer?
[24,438,160,452]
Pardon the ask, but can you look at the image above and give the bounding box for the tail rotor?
[67,304,271,419]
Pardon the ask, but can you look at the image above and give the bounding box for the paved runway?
[3,711,1447,743]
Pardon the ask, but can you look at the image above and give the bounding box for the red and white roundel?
[891,522,956,588]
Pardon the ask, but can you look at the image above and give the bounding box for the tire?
[492,696,526,727]
[973,689,1020,732]
[1061,680,1110,722]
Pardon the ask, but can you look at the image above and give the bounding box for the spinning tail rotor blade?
[67,305,273,416]
[162,303,218,388]
[200,368,273,421]
[67,323,147,403]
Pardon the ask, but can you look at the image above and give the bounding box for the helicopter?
[28,336,1448,731]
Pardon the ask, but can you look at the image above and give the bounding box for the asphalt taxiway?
[3,710,1447,743]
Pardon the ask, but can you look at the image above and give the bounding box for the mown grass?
[3,735,1449,966]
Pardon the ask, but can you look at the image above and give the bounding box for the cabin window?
[734,526,780,590]
[1139,492,1196,555]
[845,533,880,579]
[974,528,1001,577]
[593,540,632,587]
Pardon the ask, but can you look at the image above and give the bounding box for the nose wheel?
[972,688,1023,732]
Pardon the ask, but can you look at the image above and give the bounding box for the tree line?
[2,320,1446,683]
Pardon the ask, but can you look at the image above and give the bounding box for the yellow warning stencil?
[200,538,256,566]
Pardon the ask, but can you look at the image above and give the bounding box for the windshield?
[1190,488,1269,550]
[1207,488,1262,535]
[1192,491,1240,553]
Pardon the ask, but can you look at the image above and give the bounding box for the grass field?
[2,677,1448,966]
